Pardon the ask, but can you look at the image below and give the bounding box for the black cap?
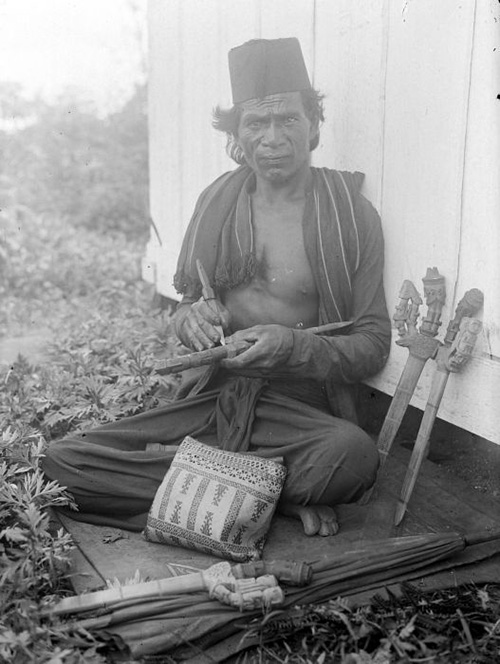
[228,38,312,104]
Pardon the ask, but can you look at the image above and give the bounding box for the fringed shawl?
[173,165,385,424]
[173,165,365,325]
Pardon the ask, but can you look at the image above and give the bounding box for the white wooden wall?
[144,0,500,444]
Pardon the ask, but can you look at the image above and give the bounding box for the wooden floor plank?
[391,445,500,531]
[57,442,500,596]
[50,510,105,593]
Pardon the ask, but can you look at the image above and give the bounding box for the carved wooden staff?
[394,289,484,525]
[156,321,353,375]
[45,560,312,617]
[361,269,446,504]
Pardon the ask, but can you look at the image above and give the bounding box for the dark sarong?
[42,376,379,532]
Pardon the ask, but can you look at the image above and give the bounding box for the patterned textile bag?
[144,436,287,561]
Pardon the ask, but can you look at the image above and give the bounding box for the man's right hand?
[174,300,231,351]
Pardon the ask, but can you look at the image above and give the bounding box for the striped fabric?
[173,165,365,324]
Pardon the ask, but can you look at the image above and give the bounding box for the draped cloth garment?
[174,165,391,422]
[174,165,361,313]
[42,166,390,531]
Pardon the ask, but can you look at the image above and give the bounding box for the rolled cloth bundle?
[49,530,500,658]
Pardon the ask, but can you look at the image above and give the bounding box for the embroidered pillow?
[144,436,287,562]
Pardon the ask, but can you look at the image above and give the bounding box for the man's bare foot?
[280,503,339,536]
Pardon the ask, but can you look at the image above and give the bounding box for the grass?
[237,584,500,663]
[1,207,499,663]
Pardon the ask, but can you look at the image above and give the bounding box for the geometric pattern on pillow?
[144,436,287,562]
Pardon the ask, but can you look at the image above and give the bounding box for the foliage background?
[0,81,149,239]
[0,81,180,662]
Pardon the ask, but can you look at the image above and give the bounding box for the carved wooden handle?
[393,280,422,337]
[232,560,313,586]
[443,289,484,347]
[209,575,284,611]
[420,267,446,337]
[196,258,216,301]
[156,340,251,374]
[446,317,483,372]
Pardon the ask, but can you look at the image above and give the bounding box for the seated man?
[42,38,391,538]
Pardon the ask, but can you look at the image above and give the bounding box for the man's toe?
[319,519,339,536]
[317,506,339,536]
[301,507,321,536]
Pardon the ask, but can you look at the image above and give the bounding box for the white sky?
[0,0,147,114]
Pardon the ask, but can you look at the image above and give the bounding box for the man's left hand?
[222,325,293,372]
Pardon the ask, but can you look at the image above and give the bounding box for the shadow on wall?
[358,384,500,497]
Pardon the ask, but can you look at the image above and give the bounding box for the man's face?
[236,91,317,184]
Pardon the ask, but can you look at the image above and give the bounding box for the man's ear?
[308,119,320,151]
[309,117,320,142]
[232,133,247,165]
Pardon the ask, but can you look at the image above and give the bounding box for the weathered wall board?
[144,0,500,443]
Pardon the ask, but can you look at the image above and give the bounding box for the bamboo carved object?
[360,269,446,505]
[395,289,484,525]
[46,560,312,617]
[156,340,251,375]
[156,321,353,375]
[378,269,446,465]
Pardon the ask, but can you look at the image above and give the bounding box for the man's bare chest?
[252,204,316,297]
[222,199,319,329]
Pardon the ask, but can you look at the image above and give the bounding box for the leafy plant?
[0,426,109,663]
[0,201,179,662]
[0,82,149,239]
[242,584,500,663]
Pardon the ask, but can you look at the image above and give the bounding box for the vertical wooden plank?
[258,0,315,76]
[144,0,183,295]
[445,0,500,441]
[177,0,222,227]
[379,0,476,306]
[459,0,500,359]
[313,0,387,208]
[368,0,490,432]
